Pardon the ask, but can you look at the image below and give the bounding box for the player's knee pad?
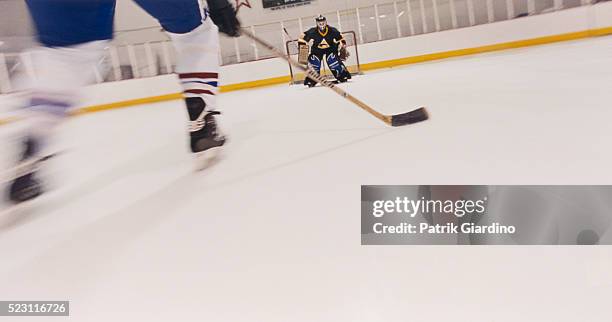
[308,54,322,73]
[134,0,202,34]
[25,0,115,46]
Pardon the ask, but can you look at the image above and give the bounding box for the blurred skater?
[6,0,241,204]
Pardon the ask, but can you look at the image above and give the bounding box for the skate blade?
[194,146,223,172]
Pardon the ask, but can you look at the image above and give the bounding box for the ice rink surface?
[1,36,612,321]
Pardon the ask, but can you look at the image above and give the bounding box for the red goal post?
[285,30,362,85]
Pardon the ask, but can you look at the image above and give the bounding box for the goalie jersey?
[299,26,346,56]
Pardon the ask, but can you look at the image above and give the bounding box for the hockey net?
[285,31,361,85]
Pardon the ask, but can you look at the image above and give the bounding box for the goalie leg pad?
[307,54,322,74]
[326,53,349,82]
[304,54,322,87]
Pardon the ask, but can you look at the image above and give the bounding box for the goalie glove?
[338,46,350,61]
[207,0,241,37]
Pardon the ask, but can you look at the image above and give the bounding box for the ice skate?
[186,97,226,171]
[304,76,317,87]
[6,137,44,204]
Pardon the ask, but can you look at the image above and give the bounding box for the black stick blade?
[390,107,429,127]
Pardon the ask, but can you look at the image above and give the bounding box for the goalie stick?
[243,29,428,127]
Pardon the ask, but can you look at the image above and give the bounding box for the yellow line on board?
[360,29,595,71]
[589,26,612,36]
[0,116,17,126]
[220,75,292,92]
[1,25,611,127]
[70,93,184,116]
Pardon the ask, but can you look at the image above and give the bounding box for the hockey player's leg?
[7,1,115,203]
[326,52,350,83]
[134,0,226,170]
[304,54,322,87]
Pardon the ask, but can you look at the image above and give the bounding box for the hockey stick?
[0,153,60,184]
[241,29,428,127]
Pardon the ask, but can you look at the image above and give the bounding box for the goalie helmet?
[315,15,327,31]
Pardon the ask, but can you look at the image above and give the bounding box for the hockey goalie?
[298,15,352,87]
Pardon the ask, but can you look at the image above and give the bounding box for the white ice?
[1,36,612,321]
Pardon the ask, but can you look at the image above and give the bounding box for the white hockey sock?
[167,18,220,110]
[14,40,110,154]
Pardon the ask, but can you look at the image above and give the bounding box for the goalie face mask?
[316,16,327,31]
